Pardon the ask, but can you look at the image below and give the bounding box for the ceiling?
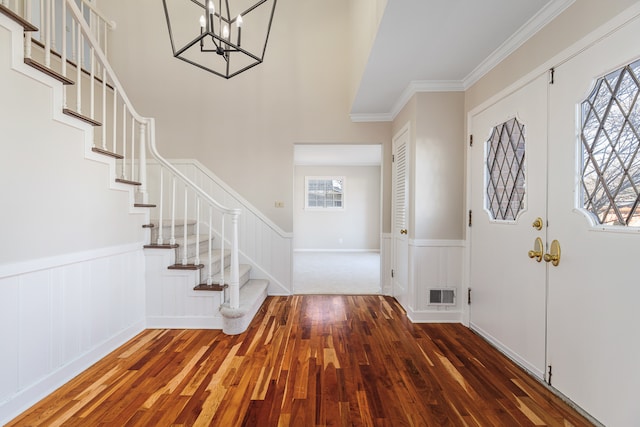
[350,0,574,121]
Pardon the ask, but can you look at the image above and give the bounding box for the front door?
[545,15,640,425]
[469,73,549,379]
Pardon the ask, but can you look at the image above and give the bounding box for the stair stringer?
[1,13,151,220]
[148,159,294,296]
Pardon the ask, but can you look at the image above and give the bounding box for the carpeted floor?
[293,251,381,294]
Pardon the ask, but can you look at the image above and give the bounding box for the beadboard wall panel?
[0,247,146,425]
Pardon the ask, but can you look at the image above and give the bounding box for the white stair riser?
[199,253,231,282]
[150,222,197,243]
[175,238,214,262]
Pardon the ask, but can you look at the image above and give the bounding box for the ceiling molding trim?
[350,112,394,123]
[350,79,464,123]
[463,0,576,89]
[387,79,465,121]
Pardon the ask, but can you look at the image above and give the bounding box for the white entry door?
[392,124,409,308]
[545,15,640,426]
[469,74,549,379]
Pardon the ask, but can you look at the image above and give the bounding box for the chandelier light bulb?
[208,0,215,15]
[223,24,229,39]
[237,15,243,28]
[199,15,206,30]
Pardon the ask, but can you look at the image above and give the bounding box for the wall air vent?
[429,289,455,306]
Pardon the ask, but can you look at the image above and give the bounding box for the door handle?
[400,229,408,235]
[544,240,561,266]
[528,237,544,262]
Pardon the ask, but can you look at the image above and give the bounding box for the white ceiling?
[350,0,574,121]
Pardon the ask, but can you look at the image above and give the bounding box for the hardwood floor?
[8,296,593,426]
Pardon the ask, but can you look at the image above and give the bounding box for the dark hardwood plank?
[7,296,594,426]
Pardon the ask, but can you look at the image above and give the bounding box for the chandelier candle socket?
[163,0,276,79]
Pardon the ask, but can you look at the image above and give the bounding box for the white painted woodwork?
[545,14,640,426]
[144,248,223,329]
[408,240,464,322]
[391,123,410,308]
[469,73,549,379]
[147,159,294,296]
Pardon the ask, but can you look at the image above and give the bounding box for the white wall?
[0,17,147,424]
[99,0,392,233]
[294,165,380,251]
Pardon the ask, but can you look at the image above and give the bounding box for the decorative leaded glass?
[486,118,526,221]
[580,58,640,226]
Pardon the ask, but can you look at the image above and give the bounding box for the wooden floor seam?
[7,295,593,426]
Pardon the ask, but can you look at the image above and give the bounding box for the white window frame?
[304,176,345,210]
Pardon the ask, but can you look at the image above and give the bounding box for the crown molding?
[388,79,465,120]
[463,0,576,89]
[350,112,394,122]
[350,0,576,123]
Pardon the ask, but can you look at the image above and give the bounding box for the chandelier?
[162,0,277,79]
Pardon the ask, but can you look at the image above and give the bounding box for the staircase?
[0,0,270,334]
[144,220,269,334]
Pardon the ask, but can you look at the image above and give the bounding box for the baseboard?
[469,321,545,380]
[406,309,463,323]
[146,316,223,330]
[294,249,380,253]
[0,320,145,426]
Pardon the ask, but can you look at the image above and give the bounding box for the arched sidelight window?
[486,117,526,221]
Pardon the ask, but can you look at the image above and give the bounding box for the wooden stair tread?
[168,264,204,271]
[143,243,179,249]
[91,147,123,159]
[0,4,38,31]
[24,58,74,85]
[63,108,102,126]
[193,283,227,291]
[134,203,157,208]
[142,224,155,228]
[115,178,142,186]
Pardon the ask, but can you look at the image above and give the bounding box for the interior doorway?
[292,144,382,294]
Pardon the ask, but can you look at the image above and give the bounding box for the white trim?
[0,321,145,426]
[463,0,576,89]
[389,80,465,122]
[468,2,640,118]
[154,159,293,238]
[294,249,380,253]
[350,112,394,123]
[0,242,144,279]
[349,0,576,123]
[409,239,466,248]
[146,316,223,330]
[406,309,462,323]
[470,321,545,380]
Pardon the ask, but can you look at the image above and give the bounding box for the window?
[580,58,640,226]
[305,177,344,210]
[486,117,526,221]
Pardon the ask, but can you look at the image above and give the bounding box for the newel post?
[229,211,240,309]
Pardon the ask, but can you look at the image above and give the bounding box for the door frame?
[391,122,410,307]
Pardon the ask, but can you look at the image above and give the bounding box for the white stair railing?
[4,0,243,309]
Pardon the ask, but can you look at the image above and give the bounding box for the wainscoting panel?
[0,245,146,425]
[407,240,465,322]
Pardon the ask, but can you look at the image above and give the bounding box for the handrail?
[65,0,242,308]
[65,0,240,218]
[80,0,116,30]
